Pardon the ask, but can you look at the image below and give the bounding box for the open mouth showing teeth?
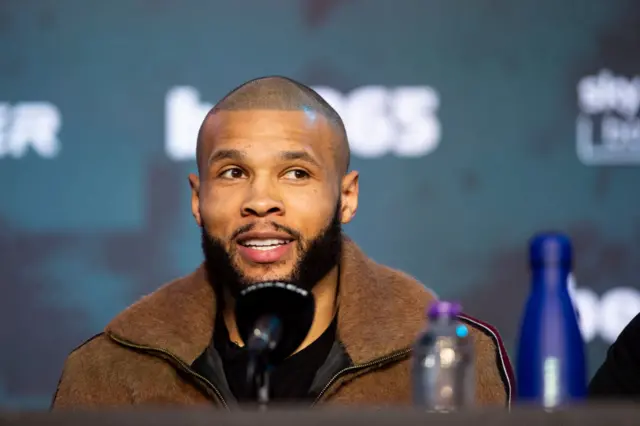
[239,239,292,251]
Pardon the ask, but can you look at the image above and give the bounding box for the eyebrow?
[279,150,321,168]
[207,148,321,168]
[207,149,245,167]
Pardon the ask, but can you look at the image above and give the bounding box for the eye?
[283,169,310,180]
[219,167,246,179]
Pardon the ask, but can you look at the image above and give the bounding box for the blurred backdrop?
[1,0,640,409]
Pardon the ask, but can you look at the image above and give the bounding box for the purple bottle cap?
[427,301,462,319]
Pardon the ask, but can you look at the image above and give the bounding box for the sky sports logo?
[164,85,441,161]
[577,69,640,165]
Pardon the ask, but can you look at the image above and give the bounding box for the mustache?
[230,221,302,241]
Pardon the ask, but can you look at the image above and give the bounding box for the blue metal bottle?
[516,233,587,407]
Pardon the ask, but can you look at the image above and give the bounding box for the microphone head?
[235,282,315,365]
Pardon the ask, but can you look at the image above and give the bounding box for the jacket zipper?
[109,332,411,408]
[107,333,230,410]
[312,348,412,405]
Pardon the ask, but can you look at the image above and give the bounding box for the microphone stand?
[248,353,272,410]
[256,365,270,409]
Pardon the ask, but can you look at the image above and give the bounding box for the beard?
[200,201,343,297]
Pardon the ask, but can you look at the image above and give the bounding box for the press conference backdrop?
[1,0,640,409]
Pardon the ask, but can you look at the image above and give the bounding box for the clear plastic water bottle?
[516,232,587,407]
[412,301,475,411]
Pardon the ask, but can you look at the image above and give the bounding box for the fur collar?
[105,236,435,365]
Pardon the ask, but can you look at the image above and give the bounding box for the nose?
[241,178,285,218]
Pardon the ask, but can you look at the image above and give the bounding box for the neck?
[222,267,339,354]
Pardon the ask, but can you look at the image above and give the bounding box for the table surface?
[2,404,640,426]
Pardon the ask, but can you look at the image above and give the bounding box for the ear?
[188,173,202,226]
[339,170,359,224]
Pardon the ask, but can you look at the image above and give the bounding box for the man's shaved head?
[196,76,350,176]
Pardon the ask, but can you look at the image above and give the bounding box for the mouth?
[239,238,292,250]
[236,232,296,264]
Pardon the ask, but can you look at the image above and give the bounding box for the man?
[52,76,514,409]
[589,311,640,399]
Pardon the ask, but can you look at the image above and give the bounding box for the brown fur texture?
[52,236,511,409]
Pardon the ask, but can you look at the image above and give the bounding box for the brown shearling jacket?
[52,237,514,409]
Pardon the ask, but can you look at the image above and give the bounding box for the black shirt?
[210,314,337,403]
[589,311,640,399]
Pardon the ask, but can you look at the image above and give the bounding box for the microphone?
[234,281,315,406]
[245,314,283,356]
